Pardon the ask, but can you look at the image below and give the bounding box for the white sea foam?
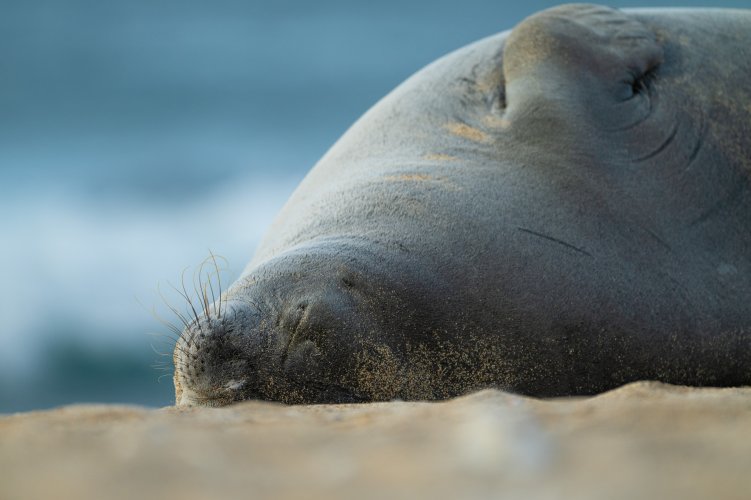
[0,175,299,374]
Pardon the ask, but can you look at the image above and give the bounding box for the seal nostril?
[341,277,355,288]
[629,67,656,98]
[631,77,644,96]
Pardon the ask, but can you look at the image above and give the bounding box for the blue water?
[2,0,749,412]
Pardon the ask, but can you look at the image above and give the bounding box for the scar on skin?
[482,115,511,129]
[444,122,491,143]
[383,174,433,182]
[423,153,459,162]
[473,68,503,93]
[381,173,463,191]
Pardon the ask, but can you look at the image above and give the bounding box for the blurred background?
[2,0,749,413]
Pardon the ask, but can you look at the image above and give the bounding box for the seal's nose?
[274,288,352,370]
[173,300,262,406]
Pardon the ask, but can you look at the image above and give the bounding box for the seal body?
[174,4,751,406]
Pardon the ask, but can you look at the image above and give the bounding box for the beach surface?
[2,381,750,500]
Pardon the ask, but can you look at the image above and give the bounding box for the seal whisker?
[147,331,181,346]
[193,262,208,320]
[202,281,211,322]
[165,340,192,359]
[198,256,216,320]
[149,342,171,357]
[158,321,182,339]
[147,317,182,338]
[140,295,187,346]
[148,334,184,353]
[152,362,172,370]
[142,294,198,380]
[161,297,192,335]
[202,258,212,318]
[138,296,185,340]
[156,284,192,331]
[178,267,203,331]
[203,256,218,319]
[208,251,226,319]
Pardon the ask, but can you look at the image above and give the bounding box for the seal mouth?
[176,385,248,408]
[175,378,251,407]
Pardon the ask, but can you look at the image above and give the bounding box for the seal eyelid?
[341,276,355,288]
[628,66,657,99]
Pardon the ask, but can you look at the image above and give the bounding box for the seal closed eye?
[173,4,751,406]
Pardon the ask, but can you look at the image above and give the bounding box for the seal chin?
[175,387,206,408]
[176,388,235,408]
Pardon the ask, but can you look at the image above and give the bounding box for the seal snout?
[172,247,409,406]
[172,280,364,406]
[173,300,261,407]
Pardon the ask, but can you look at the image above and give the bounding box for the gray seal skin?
[173,4,751,406]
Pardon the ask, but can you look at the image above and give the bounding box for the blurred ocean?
[2,0,749,412]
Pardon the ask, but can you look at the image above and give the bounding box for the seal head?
[174,4,751,405]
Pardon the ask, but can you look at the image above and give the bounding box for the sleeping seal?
[173,4,751,405]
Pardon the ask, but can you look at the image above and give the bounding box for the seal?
[173,4,751,406]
